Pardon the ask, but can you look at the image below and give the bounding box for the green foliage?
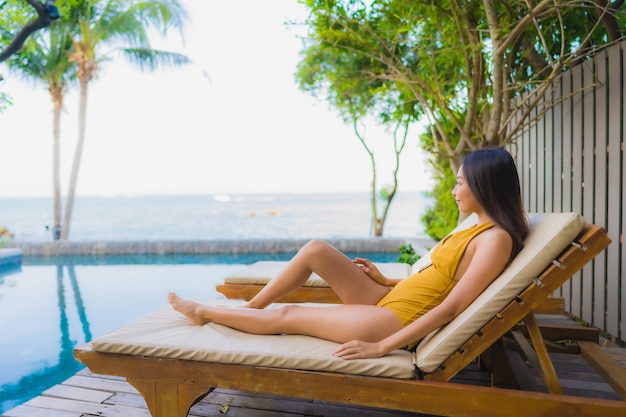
[295,0,427,126]
[418,109,463,240]
[396,243,420,266]
[378,186,392,201]
[296,1,626,234]
[421,167,458,241]
[0,0,34,41]
[0,91,12,113]
[0,227,13,249]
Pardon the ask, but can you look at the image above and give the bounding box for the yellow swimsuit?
[376,221,494,336]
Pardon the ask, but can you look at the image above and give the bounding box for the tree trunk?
[50,84,63,240]
[352,120,382,236]
[60,76,89,240]
[373,121,406,237]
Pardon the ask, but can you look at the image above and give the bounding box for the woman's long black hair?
[461,147,528,260]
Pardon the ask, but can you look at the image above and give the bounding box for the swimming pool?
[0,252,399,414]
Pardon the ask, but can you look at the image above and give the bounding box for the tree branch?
[0,0,59,63]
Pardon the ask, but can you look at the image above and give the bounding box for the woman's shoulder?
[473,225,513,251]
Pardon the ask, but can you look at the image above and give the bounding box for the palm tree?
[59,0,190,239]
[5,17,76,239]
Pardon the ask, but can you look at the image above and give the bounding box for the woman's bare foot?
[167,292,209,326]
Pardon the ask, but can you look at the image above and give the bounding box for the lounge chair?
[215,215,566,314]
[216,260,413,303]
[74,212,625,417]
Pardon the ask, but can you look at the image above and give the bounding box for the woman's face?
[452,166,480,214]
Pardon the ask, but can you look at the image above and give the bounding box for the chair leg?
[127,377,213,417]
[522,311,563,394]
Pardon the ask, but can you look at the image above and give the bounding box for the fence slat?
[529,96,538,213]
[553,76,564,214]
[544,91,554,213]
[592,53,608,329]
[604,44,621,338]
[562,70,574,213]
[537,95,546,211]
[608,42,626,340]
[580,57,596,325]
[569,65,590,321]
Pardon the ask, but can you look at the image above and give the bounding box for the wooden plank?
[570,63,585,321]
[2,404,81,417]
[604,39,622,341]
[561,71,576,313]
[104,392,151,410]
[523,93,532,210]
[532,297,565,315]
[579,341,626,400]
[592,52,608,333]
[529,94,538,212]
[537,225,611,293]
[512,321,600,343]
[62,374,138,394]
[18,395,151,417]
[200,389,421,417]
[42,384,113,403]
[580,57,596,326]
[551,74,566,302]
[562,67,574,212]
[537,94,546,211]
[552,74,564,214]
[571,62,584,219]
[509,100,520,192]
[621,42,626,342]
[544,84,554,213]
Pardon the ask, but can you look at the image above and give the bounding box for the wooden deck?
[3,320,625,417]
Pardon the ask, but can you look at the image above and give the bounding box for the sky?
[0,0,432,198]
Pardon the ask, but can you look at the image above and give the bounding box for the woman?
[168,147,528,360]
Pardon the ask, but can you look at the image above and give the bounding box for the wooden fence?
[508,40,624,342]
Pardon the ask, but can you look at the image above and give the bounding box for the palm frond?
[120,47,191,71]
[137,0,188,36]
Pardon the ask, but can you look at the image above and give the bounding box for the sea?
[0,192,431,242]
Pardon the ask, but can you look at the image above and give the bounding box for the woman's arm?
[335,228,513,359]
[352,258,404,286]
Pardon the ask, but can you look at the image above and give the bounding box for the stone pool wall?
[7,238,434,257]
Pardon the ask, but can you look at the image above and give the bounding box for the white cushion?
[92,300,416,379]
[414,212,585,372]
[224,260,412,288]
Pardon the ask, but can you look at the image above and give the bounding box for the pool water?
[0,252,399,414]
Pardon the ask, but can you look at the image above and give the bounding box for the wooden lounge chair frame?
[74,223,626,417]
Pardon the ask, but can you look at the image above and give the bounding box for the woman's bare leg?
[168,292,403,344]
[245,240,391,309]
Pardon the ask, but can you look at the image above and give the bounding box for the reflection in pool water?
[0,252,398,414]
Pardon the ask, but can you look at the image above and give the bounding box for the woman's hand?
[353,257,388,285]
[332,339,385,360]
